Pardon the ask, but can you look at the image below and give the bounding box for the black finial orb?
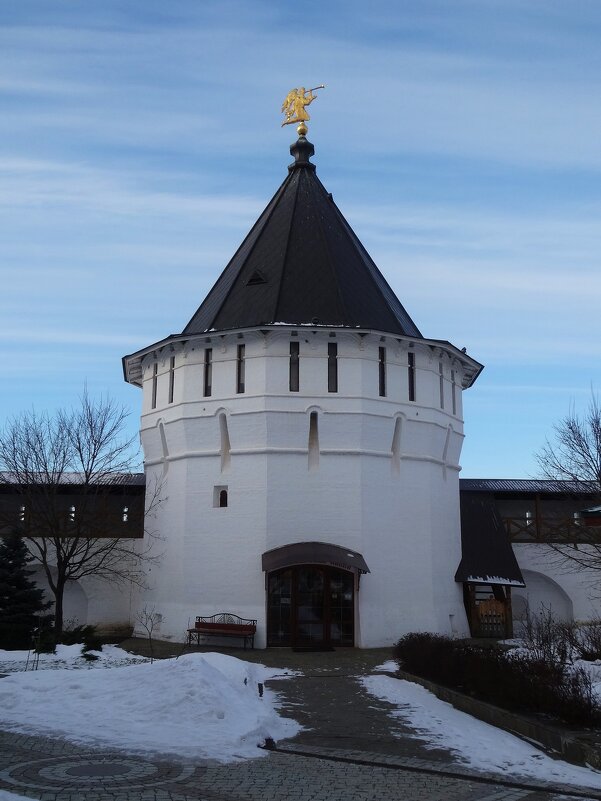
[289,136,316,172]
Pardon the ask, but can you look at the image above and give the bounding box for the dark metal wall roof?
[0,472,146,488]
[183,136,422,337]
[460,478,595,495]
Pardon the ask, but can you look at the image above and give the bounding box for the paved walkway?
[0,644,600,801]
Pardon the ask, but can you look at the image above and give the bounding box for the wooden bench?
[187,613,257,650]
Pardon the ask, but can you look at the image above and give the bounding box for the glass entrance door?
[296,567,325,644]
[267,565,354,647]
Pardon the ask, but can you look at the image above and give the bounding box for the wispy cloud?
[1,1,600,477]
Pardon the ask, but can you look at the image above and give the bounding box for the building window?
[213,485,228,508]
[236,344,245,394]
[328,342,338,393]
[168,356,175,404]
[451,370,457,415]
[122,506,129,522]
[408,352,416,402]
[439,362,444,409]
[151,362,158,409]
[19,505,25,523]
[289,341,300,392]
[203,349,212,397]
[308,411,319,470]
[379,347,386,397]
[69,505,75,522]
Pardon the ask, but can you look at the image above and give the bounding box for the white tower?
[123,132,482,648]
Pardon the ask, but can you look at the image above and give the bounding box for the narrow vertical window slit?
[151,363,158,409]
[308,411,319,470]
[289,341,300,392]
[237,344,245,393]
[168,356,175,404]
[379,347,386,397]
[408,352,416,402]
[328,343,338,393]
[204,349,212,397]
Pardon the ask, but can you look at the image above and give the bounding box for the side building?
[458,478,601,637]
[122,131,483,648]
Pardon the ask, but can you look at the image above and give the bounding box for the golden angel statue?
[281,85,325,128]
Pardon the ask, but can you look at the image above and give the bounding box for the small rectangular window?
[439,362,444,409]
[204,349,212,397]
[451,370,457,415]
[328,342,338,393]
[408,352,416,402]
[168,356,175,404]
[151,363,158,409]
[289,341,300,392]
[378,347,386,397]
[213,485,228,508]
[236,344,245,394]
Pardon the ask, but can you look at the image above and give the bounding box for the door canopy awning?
[455,496,525,587]
[262,541,370,575]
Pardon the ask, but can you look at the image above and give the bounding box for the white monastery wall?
[513,543,600,623]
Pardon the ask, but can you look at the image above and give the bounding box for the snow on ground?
[361,674,601,790]
[0,652,301,762]
[373,660,398,673]
[0,643,148,673]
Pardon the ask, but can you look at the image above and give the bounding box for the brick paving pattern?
[0,645,599,801]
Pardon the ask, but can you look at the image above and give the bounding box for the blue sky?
[1,0,600,477]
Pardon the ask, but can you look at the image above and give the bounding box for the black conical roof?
[182,136,422,337]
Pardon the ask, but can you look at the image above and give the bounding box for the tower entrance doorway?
[267,565,354,647]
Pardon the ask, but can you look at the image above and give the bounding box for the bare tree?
[135,605,162,663]
[0,390,162,638]
[536,392,601,572]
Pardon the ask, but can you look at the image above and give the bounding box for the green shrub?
[60,624,103,653]
[393,632,601,727]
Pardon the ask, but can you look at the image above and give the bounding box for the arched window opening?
[219,413,231,471]
[391,416,402,474]
[213,485,228,508]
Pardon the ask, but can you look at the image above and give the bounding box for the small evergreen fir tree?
[0,530,51,649]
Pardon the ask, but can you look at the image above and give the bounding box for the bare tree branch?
[535,391,601,576]
[0,390,162,637]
